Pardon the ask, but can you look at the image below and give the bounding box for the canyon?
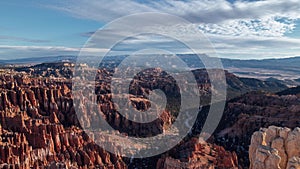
[0,61,299,168]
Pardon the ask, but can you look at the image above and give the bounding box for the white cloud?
[46,0,300,23]
[38,0,300,59]
[0,45,109,59]
[0,35,50,43]
[0,45,78,51]
[46,0,156,22]
[0,45,77,59]
[198,18,296,37]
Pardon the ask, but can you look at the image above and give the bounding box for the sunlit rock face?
[0,66,181,168]
[0,71,127,168]
[213,88,300,168]
[1,62,287,168]
[156,137,239,169]
[249,126,300,169]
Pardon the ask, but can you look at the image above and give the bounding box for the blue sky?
[0,0,300,59]
[0,1,102,47]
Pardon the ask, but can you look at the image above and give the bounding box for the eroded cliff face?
[249,126,300,169]
[2,60,296,169]
[0,67,240,169]
[156,137,239,169]
[0,72,127,168]
[214,90,300,168]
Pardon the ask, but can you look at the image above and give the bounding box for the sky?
[0,0,300,60]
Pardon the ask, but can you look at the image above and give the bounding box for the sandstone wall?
[249,126,300,169]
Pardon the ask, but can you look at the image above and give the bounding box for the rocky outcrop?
[0,67,178,168]
[0,62,290,168]
[156,137,239,169]
[0,71,127,168]
[214,90,300,168]
[287,157,300,169]
[249,126,300,169]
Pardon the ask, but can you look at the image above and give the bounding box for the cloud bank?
[3,0,300,59]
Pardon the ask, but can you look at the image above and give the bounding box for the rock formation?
[214,90,300,168]
[0,62,289,168]
[156,137,239,169]
[0,71,127,168]
[0,66,183,168]
[249,126,300,169]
